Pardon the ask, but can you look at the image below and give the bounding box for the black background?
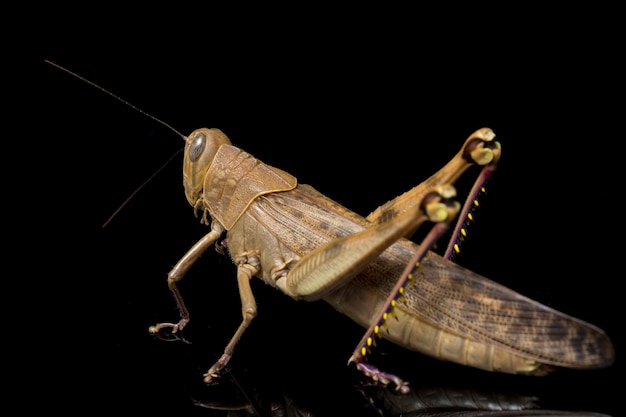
[28,9,622,416]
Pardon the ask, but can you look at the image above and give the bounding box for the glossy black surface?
[34,23,621,416]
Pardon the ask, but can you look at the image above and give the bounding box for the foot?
[203,353,232,384]
[351,359,410,394]
[148,318,189,337]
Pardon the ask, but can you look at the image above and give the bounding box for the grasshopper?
[48,61,615,393]
[147,126,615,392]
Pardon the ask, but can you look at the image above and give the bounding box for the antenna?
[45,60,187,140]
[45,60,187,227]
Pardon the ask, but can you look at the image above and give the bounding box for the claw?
[202,353,232,384]
[203,372,220,385]
[148,320,191,342]
[149,318,189,334]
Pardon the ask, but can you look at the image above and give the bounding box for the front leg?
[149,222,224,335]
[204,253,260,383]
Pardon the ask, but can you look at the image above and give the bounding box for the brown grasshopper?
[147,126,615,393]
[48,61,615,393]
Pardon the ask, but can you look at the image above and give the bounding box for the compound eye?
[188,132,206,162]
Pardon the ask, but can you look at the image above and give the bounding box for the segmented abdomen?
[325,274,541,374]
[324,240,614,374]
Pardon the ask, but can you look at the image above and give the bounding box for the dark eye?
[188,132,206,162]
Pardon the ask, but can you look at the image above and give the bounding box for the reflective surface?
[37,36,621,416]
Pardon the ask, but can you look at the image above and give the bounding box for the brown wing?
[394,254,615,369]
[250,183,614,369]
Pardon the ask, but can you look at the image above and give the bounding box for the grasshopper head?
[183,128,232,208]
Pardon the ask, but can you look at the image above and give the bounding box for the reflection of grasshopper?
[364,384,608,417]
[47,61,615,393]
[194,376,607,416]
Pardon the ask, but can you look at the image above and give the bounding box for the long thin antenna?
[45,60,189,227]
[101,148,184,228]
[45,60,187,141]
